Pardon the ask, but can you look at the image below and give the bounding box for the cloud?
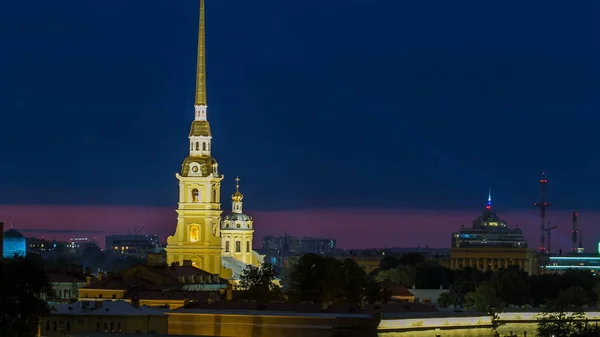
[0,205,597,254]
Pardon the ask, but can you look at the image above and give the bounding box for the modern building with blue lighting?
[542,256,600,274]
[3,229,27,258]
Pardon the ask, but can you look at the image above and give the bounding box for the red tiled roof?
[379,281,415,297]
[83,264,228,290]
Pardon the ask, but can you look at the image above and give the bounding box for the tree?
[0,257,54,337]
[288,254,341,303]
[437,291,459,308]
[537,286,590,337]
[464,281,504,313]
[378,254,400,271]
[239,263,280,302]
[338,258,368,306]
[464,281,505,334]
[492,265,531,306]
[450,266,484,305]
[398,252,425,266]
[288,254,381,306]
[415,261,452,289]
[375,264,415,287]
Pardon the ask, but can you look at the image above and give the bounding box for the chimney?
[98,272,104,281]
[182,260,192,267]
[572,211,579,252]
[86,276,93,286]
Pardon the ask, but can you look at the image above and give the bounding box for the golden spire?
[194,0,207,106]
[232,176,244,202]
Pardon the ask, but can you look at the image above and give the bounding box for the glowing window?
[189,225,199,242]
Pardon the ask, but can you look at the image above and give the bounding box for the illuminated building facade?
[449,192,539,275]
[451,191,527,248]
[165,0,225,275]
[542,256,600,274]
[165,0,263,279]
[106,234,161,259]
[3,229,26,258]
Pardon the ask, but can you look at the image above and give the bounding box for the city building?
[41,301,167,337]
[27,237,69,254]
[541,256,600,274]
[3,228,26,258]
[45,269,89,304]
[221,177,264,278]
[262,235,336,255]
[78,262,228,309]
[164,0,263,280]
[105,234,162,259]
[448,192,539,275]
[68,237,98,255]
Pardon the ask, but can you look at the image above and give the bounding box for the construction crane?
[546,222,558,255]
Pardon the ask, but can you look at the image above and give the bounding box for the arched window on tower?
[191,188,199,202]
[246,240,250,253]
[225,241,230,252]
[213,190,217,202]
[189,225,199,242]
[235,241,241,253]
[202,142,206,151]
[195,142,199,151]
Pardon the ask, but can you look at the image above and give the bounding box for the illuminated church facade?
[165,0,263,280]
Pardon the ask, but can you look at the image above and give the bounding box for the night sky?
[1,0,599,250]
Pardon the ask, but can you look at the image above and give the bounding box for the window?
[67,322,71,331]
[110,322,114,332]
[112,294,116,299]
[202,142,207,151]
[98,294,103,298]
[53,321,57,332]
[97,322,100,331]
[191,188,199,202]
[118,322,122,332]
[236,241,241,253]
[189,225,200,242]
[104,322,108,331]
[46,320,50,331]
[225,241,230,252]
[246,240,250,253]
[212,190,217,202]
[195,142,199,150]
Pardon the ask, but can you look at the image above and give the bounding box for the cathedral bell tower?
[221,177,255,265]
[165,0,224,275]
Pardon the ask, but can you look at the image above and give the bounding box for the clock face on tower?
[192,166,199,173]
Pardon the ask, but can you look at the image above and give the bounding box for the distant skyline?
[1,0,599,250]
[2,205,598,253]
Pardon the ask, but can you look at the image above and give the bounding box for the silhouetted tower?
[572,212,579,252]
[534,172,552,254]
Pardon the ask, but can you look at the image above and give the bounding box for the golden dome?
[232,177,244,202]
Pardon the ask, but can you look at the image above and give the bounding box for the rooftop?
[52,300,166,316]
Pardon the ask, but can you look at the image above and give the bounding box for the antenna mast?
[534,172,552,254]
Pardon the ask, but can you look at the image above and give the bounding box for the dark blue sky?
[1,0,598,211]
